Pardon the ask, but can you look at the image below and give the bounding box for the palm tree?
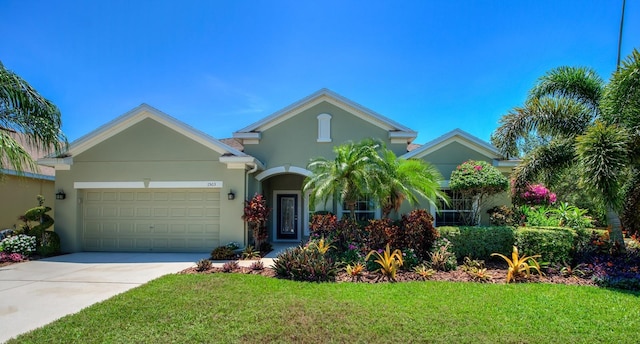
[376,147,447,218]
[303,139,384,219]
[1,61,66,174]
[492,49,640,246]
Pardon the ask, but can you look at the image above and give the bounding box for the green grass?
[11,274,640,343]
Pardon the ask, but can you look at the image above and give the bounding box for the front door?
[276,194,298,240]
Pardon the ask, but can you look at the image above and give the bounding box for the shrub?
[520,206,561,227]
[1,234,36,256]
[249,261,264,271]
[591,250,640,291]
[196,259,212,272]
[272,246,337,282]
[428,238,457,271]
[401,248,420,270]
[309,213,338,240]
[211,246,235,260]
[337,243,363,265]
[515,227,575,265]
[520,183,557,205]
[399,209,438,260]
[486,205,517,226]
[259,242,273,254]
[0,252,24,262]
[241,246,261,260]
[37,231,61,257]
[363,218,398,252]
[222,261,239,273]
[243,194,270,248]
[438,226,514,261]
[449,160,509,225]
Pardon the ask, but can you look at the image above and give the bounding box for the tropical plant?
[249,260,264,271]
[241,245,261,260]
[272,245,338,282]
[195,259,212,272]
[222,261,239,273]
[491,49,640,247]
[345,262,365,282]
[449,160,509,225]
[413,264,435,280]
[428,238,457,271]
[242,194,270,249]
[309,237,334,255]
[376,147,447,218]
[0,61,67,175]
[19,195,59,256]
[491,246,542,283]
[461,257,493,282]
[303,139,384,219]
[210,246,235,260]
[365,243,404,282]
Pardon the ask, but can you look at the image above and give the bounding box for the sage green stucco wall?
[55,118,246,252]
[243,101,408,170]
[418,141,494,181]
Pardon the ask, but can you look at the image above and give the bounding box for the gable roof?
[233,88,417,143]
[66,104,247,158]
[401,128,502,160]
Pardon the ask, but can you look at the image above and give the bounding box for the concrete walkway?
[0,245,297,343]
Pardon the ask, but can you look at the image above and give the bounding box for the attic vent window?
[317,113,332,142]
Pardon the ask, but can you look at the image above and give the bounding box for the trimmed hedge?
[515,227,575,265]
[438,226,515,261]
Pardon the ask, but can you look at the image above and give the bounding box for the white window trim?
[317,113,332,142]
[337,195,381,220]
[434,188,476,226]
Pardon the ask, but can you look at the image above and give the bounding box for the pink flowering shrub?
[0,252,24,262]
[521,184,557,205]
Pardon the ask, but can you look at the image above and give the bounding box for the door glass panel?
[280,197,295,234]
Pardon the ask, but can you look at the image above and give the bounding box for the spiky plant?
[365,244,404,282]
[491,246,542,283]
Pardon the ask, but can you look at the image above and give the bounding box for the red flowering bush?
[242,194,270,249]
[520,184,557,205]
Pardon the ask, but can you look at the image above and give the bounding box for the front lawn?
[11,274,640,343]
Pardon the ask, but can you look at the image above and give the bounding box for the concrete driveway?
[0,252,207,343]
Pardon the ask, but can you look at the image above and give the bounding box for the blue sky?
[1,1,638,145]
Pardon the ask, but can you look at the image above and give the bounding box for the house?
[39,89,516,253]
[1,129,56,231]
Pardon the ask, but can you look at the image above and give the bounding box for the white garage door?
[83,189,220,252]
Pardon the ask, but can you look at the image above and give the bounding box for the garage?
[82,189,220,252]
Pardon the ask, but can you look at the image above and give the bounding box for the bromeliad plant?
[413,264,435,280]
[345,262,365,282]
[309,237,334,255]
[491,246,542,283]
[365,244,404,282]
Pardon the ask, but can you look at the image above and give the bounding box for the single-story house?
[39,89,517,253]
[1,129,56,231]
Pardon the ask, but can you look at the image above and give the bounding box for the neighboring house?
[39,89,517,253]
[1,130,56,230]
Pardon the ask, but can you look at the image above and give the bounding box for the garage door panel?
[83,189,220,252]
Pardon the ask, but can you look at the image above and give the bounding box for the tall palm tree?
[303,139,384,219]
[492,49,640,246]
[0,61,66,174]
[376,147,447,218]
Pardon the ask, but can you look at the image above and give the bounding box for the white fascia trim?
[37,157,73,170]
[401,128,500,159]
[219,156,266,170]
[255,165,312,181]
[234,89,416,137]
[0,169,55,181]
[493,159,521,167]
[74,181,224,189]
[232,132,261,140]
[67,104,247,158]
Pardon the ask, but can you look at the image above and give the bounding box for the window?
[436,190,473,226]
[317,113,332,142]
[342,196,377,221]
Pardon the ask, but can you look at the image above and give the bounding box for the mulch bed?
[178,262,597,286]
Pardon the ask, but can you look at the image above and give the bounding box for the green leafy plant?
[222,261,239,273]
[272,246,337,282]
[491,246,542,283]
[413,264,435,280]
[515,227,574,265]
[309,237,334,255]
[429,238,457,271]
[399,209,439,260]
[196,259,212,272]
[1,234,36,256]
[558,262,590,278]
[461,257,492,282]
[438,226,515,261]
[241,245,262,260]
[211,246,235,260]
[18,195,59,256]
[365,243,404,282]
[345,262,365,282]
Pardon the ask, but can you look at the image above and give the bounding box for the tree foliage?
[0,61,67,174]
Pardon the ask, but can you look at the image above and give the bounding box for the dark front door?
[276,194,298,240]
